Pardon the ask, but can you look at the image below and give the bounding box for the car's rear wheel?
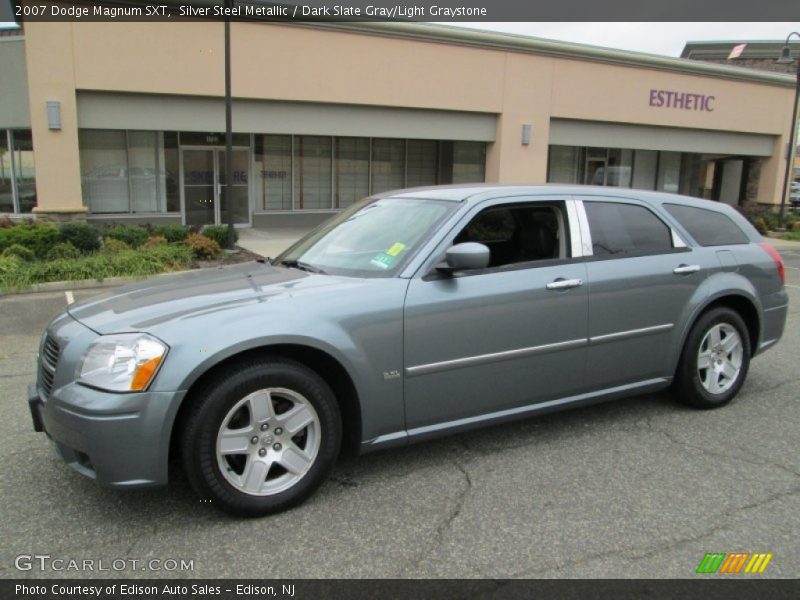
[181,358,341,517]
[673,307,751,409]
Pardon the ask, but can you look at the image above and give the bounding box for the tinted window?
[664,204,749,246]
[584,202,672,256]
[454,205,565,268]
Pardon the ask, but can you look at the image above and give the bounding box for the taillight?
[759,242,785,285]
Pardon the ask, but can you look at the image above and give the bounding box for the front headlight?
[77,333,168,392]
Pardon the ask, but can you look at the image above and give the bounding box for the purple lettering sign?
[649,89,715,112]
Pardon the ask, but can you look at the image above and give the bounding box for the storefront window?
[547,145,582,184]
[656,151,682,194]
[294,136,332,210]
[79,129,173,213]
[79,130,129,213]
[406,139,438,188]
[632,150,658,190]
[0,132,12,214]
[371,138,405,194]
[11,130,36,213]
[334,137,369,209]
[255,135,292,211]
[451,141,486,184]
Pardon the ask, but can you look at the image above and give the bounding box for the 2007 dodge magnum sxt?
[28,185,788,516]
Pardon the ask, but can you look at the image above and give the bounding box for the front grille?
[39,334,60,396]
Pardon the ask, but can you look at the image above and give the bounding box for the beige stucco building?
[0,20,796,227]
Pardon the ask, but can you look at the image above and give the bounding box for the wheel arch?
[168,344,363,467]
[674,291,761,375]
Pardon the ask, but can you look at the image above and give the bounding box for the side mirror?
[437,242,490,273]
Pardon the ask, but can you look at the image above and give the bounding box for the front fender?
[148,278,409,444]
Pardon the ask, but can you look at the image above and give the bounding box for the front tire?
[181,358,341,517]
[673,307,751,409]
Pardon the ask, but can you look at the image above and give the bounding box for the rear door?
[402,197,589,432]
[577,197,706,390]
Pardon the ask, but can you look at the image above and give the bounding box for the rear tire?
[181,358,341,517]
[673,307,751,409]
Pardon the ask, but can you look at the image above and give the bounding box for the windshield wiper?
[278,259,326,275]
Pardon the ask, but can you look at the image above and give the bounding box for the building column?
[485,53,553,183]
[25,22,86,222]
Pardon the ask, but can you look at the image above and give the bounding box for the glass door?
[183,149,216,226]
[182,148,250,226]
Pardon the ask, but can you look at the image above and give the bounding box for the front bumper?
[29,381,185,489]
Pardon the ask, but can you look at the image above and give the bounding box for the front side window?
[275,197,455,277]
[453,204,566,269]
[584,201,672,256]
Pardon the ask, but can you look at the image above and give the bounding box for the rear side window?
[584,201,673,256]
[663,204,749,246]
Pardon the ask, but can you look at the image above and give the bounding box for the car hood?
[67,261,350,334]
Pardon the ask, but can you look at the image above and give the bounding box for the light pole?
[224,0,235,250]
[776,32,800,229]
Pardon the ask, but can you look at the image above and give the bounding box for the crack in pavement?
[398,451,473,577]
[637,414,800,480]
[513,483,800,577]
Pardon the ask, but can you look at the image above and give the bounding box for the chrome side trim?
[589,323,674,345]
[763,303,788,313]
[405,337,587,377]
[574,200,593,256]
[364,377,672,449]
[758,338,780,352]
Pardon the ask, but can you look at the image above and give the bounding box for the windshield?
[274,197,456,277]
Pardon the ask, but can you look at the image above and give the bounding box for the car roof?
[384,183,732,212]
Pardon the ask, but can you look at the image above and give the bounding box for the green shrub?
[58,222,100,254]
[0,222,60,259]
[104,224,149,248]
[101,238,132,254]
[184,233,221,260]
[202,225,237,248]
[152,224,191,243]
[144,235,168,247]
[0,244,194,291]
[46,242,81,261]
[2,243,35,262]
[752,217,768,234]
[793,221,800,232]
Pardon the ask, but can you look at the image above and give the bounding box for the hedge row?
[0,244,194,292]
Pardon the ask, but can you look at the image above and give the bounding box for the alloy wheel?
[215,387,321,496]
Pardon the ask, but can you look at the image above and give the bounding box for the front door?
[182,148,250,226]
[403,199,589,431]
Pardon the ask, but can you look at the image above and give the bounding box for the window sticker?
[386,242,406,257]
[370,253,395,269]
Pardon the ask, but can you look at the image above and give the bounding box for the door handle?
[546,278,583,290]
[673,264,701,275]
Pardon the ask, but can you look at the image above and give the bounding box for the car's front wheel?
[181,358,341,517]
[673,307,751,409]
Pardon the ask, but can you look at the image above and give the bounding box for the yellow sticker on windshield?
[386,242,406,257]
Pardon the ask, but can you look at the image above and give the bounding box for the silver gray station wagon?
[29,185,788,516]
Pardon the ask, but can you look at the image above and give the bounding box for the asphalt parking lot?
[0,242,798,579]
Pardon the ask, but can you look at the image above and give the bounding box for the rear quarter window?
[663,204,749,246]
